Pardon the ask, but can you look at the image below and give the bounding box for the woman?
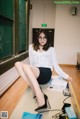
[15,29,72,112]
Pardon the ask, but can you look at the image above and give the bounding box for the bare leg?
[15,62,35,94]
[15,62,45,106]
[22,64,45,107]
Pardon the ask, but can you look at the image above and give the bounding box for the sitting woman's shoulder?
[29,44,33,47]
[49,46,54,50]
[29,44,34,48]
[48,47,55,54]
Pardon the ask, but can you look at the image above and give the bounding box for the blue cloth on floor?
[21,112,42,119]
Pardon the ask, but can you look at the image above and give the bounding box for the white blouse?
[29,44,69,79]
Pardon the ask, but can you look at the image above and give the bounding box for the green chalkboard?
[0,17,13,59]
[0,0,13,59]
[0,0,13,20]
[18,0,26,53]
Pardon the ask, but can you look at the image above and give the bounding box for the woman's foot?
[35,94,51,112]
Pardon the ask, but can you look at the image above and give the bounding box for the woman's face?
[38,32,47,46]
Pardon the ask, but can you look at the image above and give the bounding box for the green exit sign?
[41,24,47,27]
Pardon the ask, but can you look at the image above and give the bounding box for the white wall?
[55,5,80,65]
[32,0,56,28]
[29,0,80,65]
[29,0,56,44]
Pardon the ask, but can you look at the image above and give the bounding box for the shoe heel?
[44,94,51,109]
[47,99,51,109]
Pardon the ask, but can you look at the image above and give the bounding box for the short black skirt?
[37,67,52,84]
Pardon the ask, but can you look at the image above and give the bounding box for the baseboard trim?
[59,64,76,67]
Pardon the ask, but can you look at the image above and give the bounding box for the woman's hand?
[67,76,72,81]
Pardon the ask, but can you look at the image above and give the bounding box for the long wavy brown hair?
[33,29,51,51]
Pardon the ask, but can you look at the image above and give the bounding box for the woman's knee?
[15,61,22,67]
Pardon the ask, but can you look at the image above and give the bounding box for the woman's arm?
[29,44,34,65]
[51,48,72,81]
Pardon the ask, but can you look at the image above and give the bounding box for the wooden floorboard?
[0,78,28,119]
[0,65,80,119]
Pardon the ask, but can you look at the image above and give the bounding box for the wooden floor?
[0,65,80,119]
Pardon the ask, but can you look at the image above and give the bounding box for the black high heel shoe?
[35,94,51,112]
